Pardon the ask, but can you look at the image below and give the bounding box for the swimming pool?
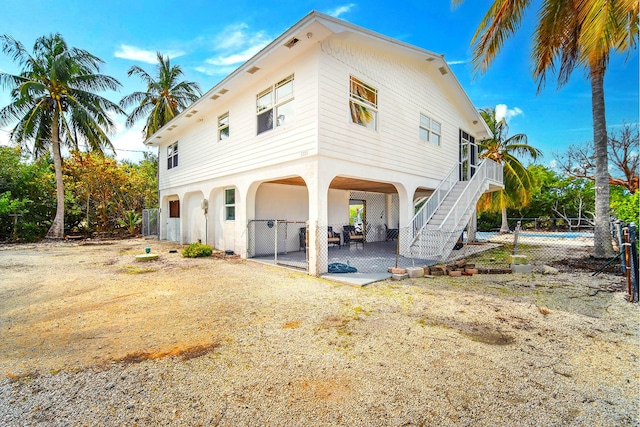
[477,231,594,240]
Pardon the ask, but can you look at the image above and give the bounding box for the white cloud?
[0,127,11,146]
[495,103,523,122]
[327,4,356,18]
[446,60,466,65]
[548,159,558,170]
[205,44,265,66]
[108,113,153,163]
[196,24,271,76]
[114,44,185,64]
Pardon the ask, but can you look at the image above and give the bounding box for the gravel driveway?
[0,239,638,426]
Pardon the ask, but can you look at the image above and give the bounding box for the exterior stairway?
[406,159,503,263]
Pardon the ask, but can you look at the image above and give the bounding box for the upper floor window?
[225,188,235,221]
[349,76,377,130]
[256,75,294,135]
[167,142,178,169]
[420,114,441,145]
[218,112,229,141]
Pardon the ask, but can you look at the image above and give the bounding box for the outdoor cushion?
[328,262,357,273]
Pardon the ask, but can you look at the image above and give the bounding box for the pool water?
[477,231,594,240]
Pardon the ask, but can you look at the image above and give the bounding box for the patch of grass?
[467,245,512,267]
[349,305,371,320]
[120,265,157,274]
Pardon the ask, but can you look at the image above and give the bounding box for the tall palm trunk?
[46,114,65,239]
[500,207,510,233]
[590,63,615,258]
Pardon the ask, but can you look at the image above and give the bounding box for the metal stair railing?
[409,163,459,244]
[437,159,502,232]
[407,159,503,262]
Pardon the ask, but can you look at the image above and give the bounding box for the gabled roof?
[145,10,490,146]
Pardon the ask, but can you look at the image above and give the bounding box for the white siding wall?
[158,47,319,191]
[252,183,309,256]
[255,183,308,220]
[317,37,471,181]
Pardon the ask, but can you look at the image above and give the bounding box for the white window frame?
[224,188,235,221]
[256,75,294,135]
[167,142,178,169]
[349,76,378,130]
[419,113,441,145]
[218,112,229,141]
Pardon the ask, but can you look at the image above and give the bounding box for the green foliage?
[120,52,202,139]
[514,165,594,224]
[611,188,639,226]
[0,33,124,238]
[181,242,213,258]
[118,211,142,235]
[0,147,55,241]
[63,151,157,234]
[0,146,157,241]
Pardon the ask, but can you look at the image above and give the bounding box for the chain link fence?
[142,209,159,237]
[247,214,634,289]
[247,220,308,270]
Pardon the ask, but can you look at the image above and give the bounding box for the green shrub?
[118,211,142,235]
[182,242,213,258]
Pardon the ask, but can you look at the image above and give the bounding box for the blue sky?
[0,0,638,167]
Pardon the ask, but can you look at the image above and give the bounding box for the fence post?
[629,223,638,303]
[274,220,278,265]
[616,220,626,274]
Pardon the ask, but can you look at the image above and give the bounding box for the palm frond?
[470,0,533,73]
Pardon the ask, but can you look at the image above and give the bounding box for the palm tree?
[120,52,202,139]
[453,0,638,257]
[477,107,541,233]
[0,34,123,239]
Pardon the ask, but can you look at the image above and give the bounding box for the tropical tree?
[452,0,638,257]
[0,34,123,239]
[120,52,202,139]
[555,122,639,193]
[477,107,541,233]
[0,146,55,241]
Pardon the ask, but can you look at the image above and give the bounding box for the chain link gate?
[247,220,308,271]
[142,209,159,237]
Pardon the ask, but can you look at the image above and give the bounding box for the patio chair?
[343,225,364,248]
[385,224,399,241]
[327,226,341,248]
[299,227,307,252]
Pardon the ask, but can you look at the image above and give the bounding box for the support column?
[307,162,330,276]
[397,184,413,229]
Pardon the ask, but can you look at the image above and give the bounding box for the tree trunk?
[46,115,65,239]
[590,63,615,258]
[467,209,478,242]
[500,207,510,233]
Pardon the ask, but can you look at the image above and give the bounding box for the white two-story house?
[147,11,503,275]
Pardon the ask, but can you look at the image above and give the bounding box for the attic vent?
[218,88,229,94]
[211,94,220,100]
[247,66,260,74]
[185,110,198,117]
[168,125,177,130]
[284,37,299,48]
[438,66,448,75]
[426,57,436,62]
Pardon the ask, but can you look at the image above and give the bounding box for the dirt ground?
[0,238,638,425]
[0,237,635,376]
